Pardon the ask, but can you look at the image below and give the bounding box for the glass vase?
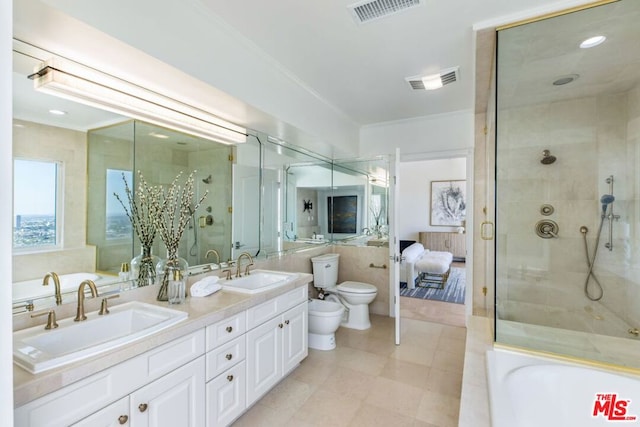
[130,246,161,288]
[156,253,188,302]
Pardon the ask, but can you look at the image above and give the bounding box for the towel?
[190,276,221,297]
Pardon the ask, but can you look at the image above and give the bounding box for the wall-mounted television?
[327,195,357,234]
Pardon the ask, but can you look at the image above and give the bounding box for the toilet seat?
[337,281,376,294]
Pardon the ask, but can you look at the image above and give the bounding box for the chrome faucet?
[75,280,99,321]
[205,249,220,267]
[42,272,63,305]
[236,252,254,278]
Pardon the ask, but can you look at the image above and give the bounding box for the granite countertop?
[13,272,312,408]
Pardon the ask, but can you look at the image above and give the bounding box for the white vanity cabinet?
[205,312,247,426]
[15,330,205,427]
[72,357,205,427]
[246,287,308,406]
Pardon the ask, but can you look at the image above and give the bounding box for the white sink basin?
[220,269,297,294]
[13,301,188,374]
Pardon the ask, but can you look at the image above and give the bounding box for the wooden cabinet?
[419,231,466,261]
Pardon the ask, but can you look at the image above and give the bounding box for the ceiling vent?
[405,66,460,91]
[348,0,422,24]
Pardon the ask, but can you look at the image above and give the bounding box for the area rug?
[399,267,465,304]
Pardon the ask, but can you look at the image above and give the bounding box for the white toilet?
[308,299,345,350]
[311,253,377,330]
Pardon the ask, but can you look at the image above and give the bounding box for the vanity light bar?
[29,58,247,145]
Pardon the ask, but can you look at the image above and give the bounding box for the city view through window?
[13,159,58,249]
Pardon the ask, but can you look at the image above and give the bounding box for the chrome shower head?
[541,150,556,165]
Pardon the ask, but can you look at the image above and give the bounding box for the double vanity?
[13,270,311,426]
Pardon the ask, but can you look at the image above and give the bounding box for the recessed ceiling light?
[149,132,169,139]
[580,35,606,49]
[553,74,579,86]
[13,123,25,128]
[48,109,67,115]
[421,74,443,90]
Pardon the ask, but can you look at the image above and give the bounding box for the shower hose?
[581,217,605,301]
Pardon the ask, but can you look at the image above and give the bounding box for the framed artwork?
[430,180,466,226]
[328,195,357,233]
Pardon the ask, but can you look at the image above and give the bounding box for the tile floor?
[233,314,467,427]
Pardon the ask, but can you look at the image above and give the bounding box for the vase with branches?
[114,171,161,288]
[153,171,207,301]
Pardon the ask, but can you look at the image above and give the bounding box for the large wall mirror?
[495,0,640,368]
[11,42,390,315]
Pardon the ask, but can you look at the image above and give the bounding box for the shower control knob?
[535,220,559,239]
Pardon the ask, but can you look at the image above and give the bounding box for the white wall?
[360,110,474,157]
[2,0,14,420]
[399,157,467,241]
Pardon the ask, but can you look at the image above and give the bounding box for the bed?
[400,242,453,289]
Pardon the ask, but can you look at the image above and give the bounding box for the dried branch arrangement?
[153,171,208,259]
[114,171,161,249]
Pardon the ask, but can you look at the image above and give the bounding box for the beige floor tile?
[334,346,388,376]
[320,366,376,400]
[379,358,431,389]
[234,314,466,427]
[291,388,362,427]
[431,349,465,374]
[390,342,436,367]
[232,402,296,427]
[258,377,316,412]
[415,390,461,427]
[425,367,462,398]
[437,334,467,354]
[348,403,416,427]
[291,354,334,385]
[365,376,425,418]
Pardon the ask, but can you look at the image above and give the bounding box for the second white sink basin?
[13,301,188,374]
[220,269,297,294]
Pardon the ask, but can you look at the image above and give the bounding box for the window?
[106,169,133,240]
[13,159,61,250]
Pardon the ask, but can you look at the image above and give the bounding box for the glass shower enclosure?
[494,0,640,369]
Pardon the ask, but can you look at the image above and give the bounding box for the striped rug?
[399,267,465,305]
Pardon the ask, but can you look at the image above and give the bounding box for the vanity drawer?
[206,311,247,350]
[278,286,307,313]
[206,336,246,381]
[145,329,205,379]
[246,297,279,329]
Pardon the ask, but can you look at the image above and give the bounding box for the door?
[129,357,205,427]
[246,316,282,406]
[282,302,308,374]
[389,148,401,345]
[206,361,246,427]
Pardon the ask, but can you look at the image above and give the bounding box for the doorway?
[397,155,471,328]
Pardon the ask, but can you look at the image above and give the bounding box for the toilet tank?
[311,253,339,289]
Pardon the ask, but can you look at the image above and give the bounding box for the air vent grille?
[405,66,460,91]
[348,0,421,24]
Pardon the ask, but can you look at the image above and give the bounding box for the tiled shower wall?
[497,85,640,337]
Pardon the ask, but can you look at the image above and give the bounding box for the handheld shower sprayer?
[600,194,615,213]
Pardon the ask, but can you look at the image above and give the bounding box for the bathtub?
[487,349,640,427]
[13,272,103,302]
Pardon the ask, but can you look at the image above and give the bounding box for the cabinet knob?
[284,320,290,325]
[138,403,148,413]
[226,326,233,333]
[225,353,233,360]
[118,415,129,425]
[278,323,284,329]
[227,374,234,382]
